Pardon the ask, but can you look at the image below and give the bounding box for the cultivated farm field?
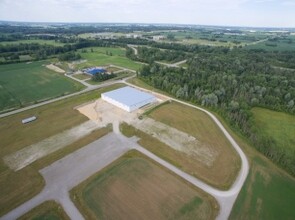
[76,47,143,70]
[71,151,219,220]
[121,101,241,190]
[0,61,84,112]
[19,200,69,220]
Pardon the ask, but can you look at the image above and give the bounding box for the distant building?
[101,86,157,112]
[126,34,142,39]
[153,35,166,41]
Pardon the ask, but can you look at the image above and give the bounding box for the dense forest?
[136,47,295,176]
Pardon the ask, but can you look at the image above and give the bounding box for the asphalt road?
[125,81,250,220]
[0,132,132,220]
[1,71,249,219]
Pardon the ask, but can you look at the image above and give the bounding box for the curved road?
[0,74,249,220]
[125,81,249,220]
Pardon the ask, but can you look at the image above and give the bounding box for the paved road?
[0,66,136,119]
[155,59,187,68]
[125,81,249,220]
[1,75,249,219]
[0,132,132,220]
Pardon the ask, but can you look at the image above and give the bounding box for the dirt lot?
[71,151,218,220]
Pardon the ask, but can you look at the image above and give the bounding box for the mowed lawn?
[0,84,124,216]
[19,201,69,220]
[230,157,295,219]
[252,107,295,155]
[0,61,84,112]
[144,101,240,189]
[76,47,142,71]
[71,151,219,220]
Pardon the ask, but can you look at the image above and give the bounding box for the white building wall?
[101,94,156,112]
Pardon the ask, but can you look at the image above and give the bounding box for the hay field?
[71,151,219,220]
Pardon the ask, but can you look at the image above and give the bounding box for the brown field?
[122,101,241,189]
[0,84,123,216]
[71,150,219,220]
[19,200,70,220]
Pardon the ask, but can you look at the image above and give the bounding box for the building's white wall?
[102,93,156,112]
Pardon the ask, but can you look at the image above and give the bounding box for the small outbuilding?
[101,86,156,112]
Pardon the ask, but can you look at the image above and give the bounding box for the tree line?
[138,47,295,176]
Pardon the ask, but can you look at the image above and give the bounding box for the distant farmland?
[0,61,84,112]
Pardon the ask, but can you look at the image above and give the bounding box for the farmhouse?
[101,86,157,112]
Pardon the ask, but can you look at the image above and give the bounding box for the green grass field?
[0,61,84,112]
[71,150,219,220]
[252,107,295,158]
[128,77,295,218]
[19,201,69,220]
[0,84,123,216]
[121,101,240,190]
[0,39,67,46]
[230,157,295,219]
[76,47,142,70]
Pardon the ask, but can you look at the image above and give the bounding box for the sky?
[0,0,295,27]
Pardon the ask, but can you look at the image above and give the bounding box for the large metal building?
[101,86,156,112]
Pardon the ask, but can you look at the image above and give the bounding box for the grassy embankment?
[19,201,70,220]
[128,77,295,219]
[0,61,84,112]
[0,84,124,216]
[230,108,295,219]
[71,150,219,220]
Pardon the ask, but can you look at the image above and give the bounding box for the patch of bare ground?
[3,121,102,171]
[145,102,241,189]
[46,64,65,73]
[71,151,218,220]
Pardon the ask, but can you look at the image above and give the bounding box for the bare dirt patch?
[3,121,101,171]
[133,117,218,167]
[46,64,65,73]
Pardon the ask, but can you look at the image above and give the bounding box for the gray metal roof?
[102,86,156,107]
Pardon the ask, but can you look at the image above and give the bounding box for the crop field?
[71,151,219,220]
[0,84,123,216]
[121,101,240,189]
[230,157,295,219]
[0,61,84,112]
[76,47,142,70]
[19,200,69,220]
[252,107,295,155]
[0,39,67,46]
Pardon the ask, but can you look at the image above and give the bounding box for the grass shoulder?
[18,200,70,220]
